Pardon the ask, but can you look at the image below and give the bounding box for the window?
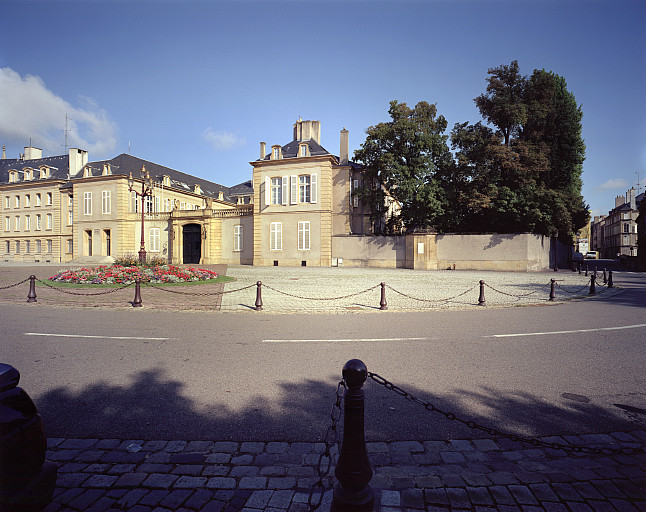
[84,192,92,215]
[25,194,30,207]
[15,216,20,231]
[353,196,359,207]
[35,214,41,230]
[46,214,52,230]
[24,170,31,181]
[233,225,243,252]
[290,175,298,205]
[164,198,171,212]
[36,240,41,253]
[273,147,280,159]
[15,196,20,208]
[4,197,9,209]
[4,217,9,231]
[68,195,73,207]
[271,178,282,205]
[35,194,41,206]
[102,190,111,214]
[68,211,73,226]
[299,175,311,203]
[145,195,153,213]
[46,192,52,205]
[270,222,282,251]
[25,240,30,253]
[300,144,307,157]
[15,241,20,254]
[298,221,310,251]
[623,223,630,233]
[25,215,30,231]
[47,240,52,253]
[156,196,160,213]
[5,241,9,254]
[131,191,139,213]
[149,228,160,252]
[67,239,73,253]
[180,202,185,210]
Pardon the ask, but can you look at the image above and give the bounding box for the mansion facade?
[0,119,375,267]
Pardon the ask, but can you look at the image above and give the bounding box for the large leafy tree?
[354,101,452,233]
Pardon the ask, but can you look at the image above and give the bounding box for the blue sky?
[1,0,644,219]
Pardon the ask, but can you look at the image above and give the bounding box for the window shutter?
[282,176,288,205]
[310,173,317,203]
[290,176,298,204]
[265,176,270,206]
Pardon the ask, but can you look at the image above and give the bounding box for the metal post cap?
[342,359,367,387]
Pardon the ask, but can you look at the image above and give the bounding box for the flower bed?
[49,265,219,285]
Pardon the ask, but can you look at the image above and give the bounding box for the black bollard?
[27,275,37,303]
[608,270,613,288]
[478,280,486,306]
[585,265,588,276]
[549,279,556,302]
[133,278,142,307]
[578,262,581,274]
[589,275,596,296]
[379,282,387,310]
[255,281,263,311]
[603,268,607,284]
[332,359,373,512]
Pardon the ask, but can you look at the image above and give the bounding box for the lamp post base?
[138,249,147,264]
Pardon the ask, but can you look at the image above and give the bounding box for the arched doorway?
[183,224,202,264]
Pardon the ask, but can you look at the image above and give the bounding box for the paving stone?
[390,441,424,453]
[440,451,466,463]
[101,451,146,463]
[145,452,172,463]
[254,453,280,466]
[367,442,389,453]
[473,439,501,451]
[186,440,214,452]
[466,486,494,506]
[489,485,516,505]
[49,449,81,461]
[139,489,170,506]
[203,465,231,477]
[117,489,149,508]
[462,472,491,486]
[267,490,295,508]
[172,464,204,476]
[115,472,148,488]
[244,489,274,508]
[159,489,193,508]
[58,462,88,473]
[202,502,226,512]
[143,473,179,489]
[47,438,65,449]
[56,472,90,488]
[231,466,260,477]
[412,452,441,464]
[206,477,237,489]
[259,466,286,476]
[213,441,239,453]
[267,477,296,490]
[401,488,424,508]
[232,454,255,465]
[76,450,106,462]
[613,478,646,500]
[449,439,475,451]
[529,483,559,501]
[84,463,111,473]
[239,477,268,489]
[172,476,208,489]
[141,440,169,451]
[541,503,569,512]
[207,453,232,464]
[266,442,289,454]
[381,490,401,506]
[413,475,442,488]
[286,466,315,477]
[488,472,520,485]
[170,452,206,464]
[164,440,187,452]
[552,482,583,502]
[241,442,265,453]
[60,438,99,450]
[563,502,594,512]
[68,489,106,510]
[184,489,214,509]
[445,487,471,509]
[140,463,174,473]
[508,485,539,505]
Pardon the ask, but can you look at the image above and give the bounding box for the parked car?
[585,251,599,259]
[572,252,584,262]
[0,363,57,511]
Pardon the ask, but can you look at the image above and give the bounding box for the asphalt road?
[1,269,644,444]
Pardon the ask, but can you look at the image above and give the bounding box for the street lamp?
[128,165,154,263]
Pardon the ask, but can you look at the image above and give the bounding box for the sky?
[0,0,644,220]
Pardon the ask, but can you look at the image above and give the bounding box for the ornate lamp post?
[128,165,154,263]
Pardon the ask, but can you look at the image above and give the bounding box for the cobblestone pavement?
[44,432,645,512]
[0,262,623,313]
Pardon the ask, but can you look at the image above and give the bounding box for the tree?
[474,60,527,147]
[354,101,452,233]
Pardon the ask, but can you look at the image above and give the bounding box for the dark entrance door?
[183,224,201,264]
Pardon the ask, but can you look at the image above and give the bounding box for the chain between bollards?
[27,275,37,303]
[332,359,374,512]
[379,282,387,310]
[478,280,486,306]
[255,281,263,311]
[132,278,142,307]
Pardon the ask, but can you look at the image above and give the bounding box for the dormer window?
[194,184,201,194]
[40,167,50,179]
[299,144,308,158]
[83,167,92,178]
[102,164,112,175]
[271,146,281,160]
[23,169,32,181]
[8,171,17,183]
[163,175,171,187]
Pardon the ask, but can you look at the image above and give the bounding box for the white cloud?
[596,178,628,191]
[203,127,245,151]
[0,68,117,157]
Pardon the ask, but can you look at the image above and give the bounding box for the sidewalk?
[45,432,646,512]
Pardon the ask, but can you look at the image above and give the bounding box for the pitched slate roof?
[261,139,332,160]
[0,154,70,182]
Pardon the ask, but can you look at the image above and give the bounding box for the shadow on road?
[35,366,642,443]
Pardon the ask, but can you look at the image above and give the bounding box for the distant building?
[590,188,643,259]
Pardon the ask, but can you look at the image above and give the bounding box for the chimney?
[293,119,321,144]
[260,142,266,160]
[340,128,349,165]
[2,145,5,159]
[628,187,636,210]
[615,195,625,208]
[24,146,42,160]
[69,148,88,176]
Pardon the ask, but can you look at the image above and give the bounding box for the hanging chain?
[308,379,345,511]
[367,372,644,456]
[36,279,133,295]
[264,283,380,301]
[0,278,30,290]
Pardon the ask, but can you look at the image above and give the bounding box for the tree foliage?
[356,61,589,239]
[354,100,451,233]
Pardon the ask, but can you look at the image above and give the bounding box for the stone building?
[591,188,643,258]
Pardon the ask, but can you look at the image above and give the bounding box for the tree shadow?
[35,367,643,443]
